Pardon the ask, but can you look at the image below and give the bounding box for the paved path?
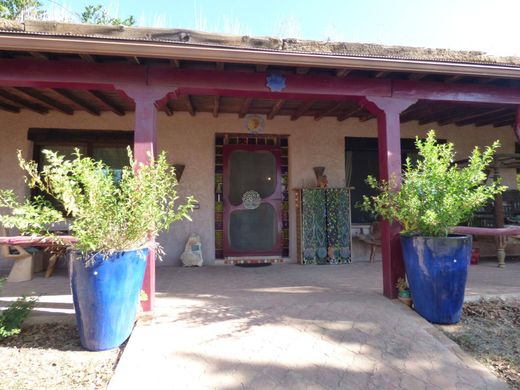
[109,263,509,390]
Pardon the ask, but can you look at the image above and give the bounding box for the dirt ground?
[439,298,520,390]
[0,322,124,390]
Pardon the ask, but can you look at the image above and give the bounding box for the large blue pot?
[401,235,471,324]
[69,248,148,351]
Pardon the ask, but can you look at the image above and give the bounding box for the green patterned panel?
[325,188,351,264]
[301,189,327,264]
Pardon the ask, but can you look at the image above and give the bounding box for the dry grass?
[440,298,520,389]
[0,322,125,390]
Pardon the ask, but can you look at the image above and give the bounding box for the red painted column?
[515,106,520,142]
[119,86,172,312]
[360,96,417,298]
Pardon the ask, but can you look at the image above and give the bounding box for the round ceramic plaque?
[244,114,265,134]
[242,190,261,209]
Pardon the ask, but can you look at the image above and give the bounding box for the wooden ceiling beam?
[291,100,315,121]
[335,68,351,78]
[452,107,511,126]
[0,101,20,113]
[79,53,96,63]
[314,102,344,120]
[29,52,48,60]
[256,64,268,72]
[0,89,48,114]
[267,99,285,120]
[54,89,100,116]
[163,101,174,116]
[374,71,391,79]
[296,67,310,75]
[359,113,376,122]
[127,57,141,65]
[417,106,465,125]
[170,59,181,68]
[213,96,220,118]
[444,75,465,83]
[238,97,253,118]
[475,112,516,127]
[494,118,516,128]
[408,73,427,80]
[216,62,225,71]
[183,95,195,116]
[337,106,364,122]
[87,90,126,116]
[15,87,73,115]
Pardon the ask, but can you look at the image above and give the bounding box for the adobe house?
[0,20,519,311]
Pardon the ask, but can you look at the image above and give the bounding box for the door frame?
[222,144,283,257]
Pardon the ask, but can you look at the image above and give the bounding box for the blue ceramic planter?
[401,235,471,324]
[70,248,148,351]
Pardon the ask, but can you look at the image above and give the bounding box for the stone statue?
[180,234,203,267]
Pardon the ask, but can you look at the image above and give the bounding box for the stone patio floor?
[2,257,519,389]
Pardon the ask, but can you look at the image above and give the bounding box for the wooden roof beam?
[296,67,310,75]
[15,87,73,115]
[183,95,195,116]
[452,107,511,126]
[494,118,516,128]
[213,96,220,118]
[79,53,96,63]
[54,89,100,116]
[475,112,516,127]
[87,90,126,116]
[267,99,285,120]
[0,101,20,113]
[163,101,174,116]
[216,62,225,71]
[445,75,465,83]
[256,64,268,72]
[170,59,180,68]
[238,97,253,118]
[417,106,465,125]
[127,57,141,65]
[0,89,48,114]
[314,102,344,120]
[29,52,48,60]
[337,106,364,122]
[408,73,427,80]
[335,68,351,77]
[291,100,315,121]
[374,71,391,78]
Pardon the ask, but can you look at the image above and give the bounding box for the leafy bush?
[0,148,195,257]
[360,130,506,237]
[0,278,38,339]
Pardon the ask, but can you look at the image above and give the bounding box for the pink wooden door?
[223,145,283,257]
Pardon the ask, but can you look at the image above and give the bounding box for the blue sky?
[42,0,520,55]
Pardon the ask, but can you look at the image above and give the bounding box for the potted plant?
[361,130,505,324]
[0,148,195,350]
[395,277,412,307]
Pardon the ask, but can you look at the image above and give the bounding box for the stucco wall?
[0,110,516,267]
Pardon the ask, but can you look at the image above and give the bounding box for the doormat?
[224,258,284,265]
[235,263,272,268]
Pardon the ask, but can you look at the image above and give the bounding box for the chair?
[0,226,33,282]
[357,222,381,262]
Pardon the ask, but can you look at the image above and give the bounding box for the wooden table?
[0,235,77,277]
[451,226,520,267]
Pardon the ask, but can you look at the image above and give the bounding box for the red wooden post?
[360,96,416,298]
[119,85,172,312]
[515,106,520,142]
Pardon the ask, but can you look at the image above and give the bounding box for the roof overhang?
[1,32,520,79]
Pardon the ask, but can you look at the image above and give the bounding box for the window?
[346,137,418,224]
[28,129,134,203]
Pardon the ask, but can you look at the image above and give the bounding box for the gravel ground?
[0,322,125,390]
[439,298,520,389]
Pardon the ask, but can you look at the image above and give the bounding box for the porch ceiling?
[0,49,518,128]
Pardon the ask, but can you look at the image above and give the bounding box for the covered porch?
[1,23,520,311]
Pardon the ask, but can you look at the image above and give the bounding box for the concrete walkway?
[108,262,511,390]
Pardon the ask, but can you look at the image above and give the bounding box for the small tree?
[0,0,45,21]
[80,4,135,26]
[360,130,506,237]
